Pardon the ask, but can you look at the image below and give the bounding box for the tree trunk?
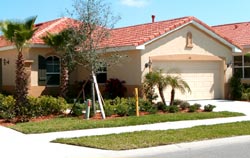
[158,87,166,105]
[15,51,29,120]
[59,61,69,98]
[170,89,175,106]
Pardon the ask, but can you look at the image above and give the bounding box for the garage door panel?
[154,61,222,101]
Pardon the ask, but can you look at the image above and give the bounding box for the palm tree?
[42,29,77,98]
[42,31,67,98]
[0,17,37,119]
[144,70,168,105]
[167,75,191,106]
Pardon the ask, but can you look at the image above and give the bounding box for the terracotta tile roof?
[101,16,193,48]
[101,16,242,50]
[0,16,242,50]
[213,22,250,47]
[0,17,77,48]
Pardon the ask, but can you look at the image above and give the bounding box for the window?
[233,55,250,79]
[38,55,60,86]
[96,66,107,83]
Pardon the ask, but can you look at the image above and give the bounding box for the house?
[0,16,248,101]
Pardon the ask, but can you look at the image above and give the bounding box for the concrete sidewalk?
[1,100,250,158]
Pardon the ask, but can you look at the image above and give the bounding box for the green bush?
[0,94,16,120]
[180,101,190,110]
[204,104,216,112]
[28,96,68,117]
[168,105,179,113]
[188,105,198,112]
[241,86,250,101]
[148,105,158,114]
[241,92,250,101]
[0,95,68,121]
[113,97,129,116]
[71,102,84,116]
[156,102,168,112]
[104,100,117,117]
[140,99,153,112]
[229,75,242,100]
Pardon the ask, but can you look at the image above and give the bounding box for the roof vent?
[234,24,238,30]
[152,15,155,23]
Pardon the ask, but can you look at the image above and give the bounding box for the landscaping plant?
[0,17,37,121]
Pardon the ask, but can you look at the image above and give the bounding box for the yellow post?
[135,88,139,116]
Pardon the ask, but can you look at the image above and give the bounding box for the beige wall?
[141,24,233,82]
[0,47,59,96]
[72,51,142,85]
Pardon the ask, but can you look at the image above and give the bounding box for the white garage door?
[154,61,223,100]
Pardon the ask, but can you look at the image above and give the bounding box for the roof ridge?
[213,21,250,27]
[113,16,193,30]
[33,17,68,38]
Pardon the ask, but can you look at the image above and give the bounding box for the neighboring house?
[0,16,247,101]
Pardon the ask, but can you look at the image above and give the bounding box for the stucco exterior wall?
[141,24,233,81]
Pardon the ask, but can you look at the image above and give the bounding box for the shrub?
[148,105,158,114]
[204,104,216,112]
[104,100,117,117]
[180,101,190,110]
[113,97,129,116]
[142,82,158,103]
[140,99,153,112]
[28,96,67,117]
[0,94,16,120]
[71,102,84,116]
[241,86,250,101]
[188,105,197,112]
[229,75,242,100]
[168,105,179,113]
[104,78,127,99]
[115,103,128,116]
[173,99,183,106]
[156,102,168,112]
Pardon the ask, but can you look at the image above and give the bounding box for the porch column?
[24,60,34,88]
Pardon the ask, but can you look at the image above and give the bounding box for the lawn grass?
[53,121,250,150]
[10,111,244,134]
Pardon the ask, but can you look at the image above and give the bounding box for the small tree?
[143,70,168,105]
[167,75,191,106]
[66,0,121,117]
[0,17,37,121]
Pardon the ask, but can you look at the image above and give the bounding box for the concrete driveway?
[0,100,250,158]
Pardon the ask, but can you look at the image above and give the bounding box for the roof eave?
[105,45,139,53]
[0,44,50,51]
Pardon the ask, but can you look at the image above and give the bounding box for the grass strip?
[53,121,250,150]
[10,111,244,134]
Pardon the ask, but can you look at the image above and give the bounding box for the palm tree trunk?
[170,89,175,106]
[15,51,29,119]
[59,60,68,98]
[158,87,166,105]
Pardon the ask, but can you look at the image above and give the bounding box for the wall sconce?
[145,58,153,72]
[3,58,9,65]
[145,60,152,68]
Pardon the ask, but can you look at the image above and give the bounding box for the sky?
[0,0,250,28]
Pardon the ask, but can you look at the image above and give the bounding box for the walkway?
[0,100,250,158]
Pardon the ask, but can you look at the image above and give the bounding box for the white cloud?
[120,0,149,8]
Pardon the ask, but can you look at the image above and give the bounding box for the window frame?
[96,66,107,84]
[45,56,61,87]
[233,54,250,79]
